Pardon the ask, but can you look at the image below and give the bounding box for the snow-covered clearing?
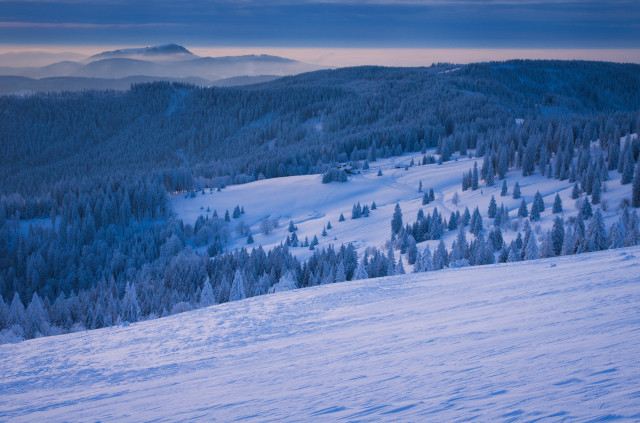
[1,247,639,421]
[172,146,634,262]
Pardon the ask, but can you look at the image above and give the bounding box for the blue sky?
[1,0,639,49]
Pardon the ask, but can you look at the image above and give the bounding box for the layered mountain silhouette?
[0,44,324,94]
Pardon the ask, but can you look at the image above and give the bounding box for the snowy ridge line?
[1,246,640,421]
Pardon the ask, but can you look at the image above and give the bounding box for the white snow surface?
[171,145,636,263]
[2,247,640,421]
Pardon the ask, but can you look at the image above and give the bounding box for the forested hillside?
[1,60,640,343]
[3,61,640,198]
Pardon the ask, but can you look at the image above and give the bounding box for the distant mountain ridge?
[89,44,195,60]
[0,44,325,94]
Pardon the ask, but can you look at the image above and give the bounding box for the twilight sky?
[1,0,639,65]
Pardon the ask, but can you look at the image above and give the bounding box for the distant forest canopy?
[1,60,640,342]
[2,60,640,202]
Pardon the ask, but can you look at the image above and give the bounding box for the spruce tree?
[353,260,369,280]
[530,200,541,221]
[247,233,254,244]
[608,222,625,249]
[591,175,601,205]
[407,236,418,265]
[391,203,403,234]
[540,231,555,258]
[488,196,497,218]
[518,199,528,218]
[553,193,563,213]
[572,182,581,199]
[386,247,396,275]
[461,207,471,226]
[448,211,458,230]
[498,244,509,263]
[524,232,539,261]
[339,213,345,222]
[624,210,640,246]
[485,160,495,186]
[561,225,575,255]
[351,203,361,219]
[621,152,635,184]
[632,162,640,208]
[470,207,483,235]
[433,240,449,270]
[489,227,504,251]
[581,196,593,220]
[586,208,609,252]
[200,277,216,307]
[122,282,141,323]
[501,180,508,196]
[498,148,508,179]
[507,243,521,262]
[472,162,479,190]
[8,292,26,329]
[420,246,434,272]
[26,293,50,338]
[335,261,347,282]
[551,217,565,256]
[230,270,247,301]
[451,227,469,262]
[533,191,545,213]
[512,182,521,199]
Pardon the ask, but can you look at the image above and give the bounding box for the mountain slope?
[1,247,639,421]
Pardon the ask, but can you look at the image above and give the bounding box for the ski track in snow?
[1,247,640,421]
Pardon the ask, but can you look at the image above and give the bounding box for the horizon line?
[1,46,639,67]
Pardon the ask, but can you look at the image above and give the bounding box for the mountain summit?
[90,44,196,60]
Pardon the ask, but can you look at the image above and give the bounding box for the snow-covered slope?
[172,143,636,262]
[1,247,639,421]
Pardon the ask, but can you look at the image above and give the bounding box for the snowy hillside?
[1,247,639,421]
[172,140,636,264]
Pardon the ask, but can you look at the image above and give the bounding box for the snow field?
[1,246,639,421]
[172,147,635,265]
